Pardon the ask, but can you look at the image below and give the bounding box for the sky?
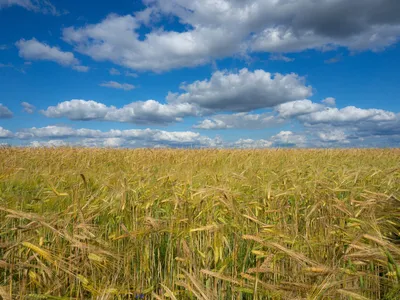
[1,0,400,148]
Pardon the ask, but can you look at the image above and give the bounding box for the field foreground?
[1,148,400,299]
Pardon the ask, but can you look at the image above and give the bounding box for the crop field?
[0,148,400,299]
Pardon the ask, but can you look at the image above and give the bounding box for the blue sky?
[1,0,400,148]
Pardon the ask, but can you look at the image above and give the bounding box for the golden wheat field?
[0,148,400,299]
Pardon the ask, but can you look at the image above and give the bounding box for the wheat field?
[0,148,399,299]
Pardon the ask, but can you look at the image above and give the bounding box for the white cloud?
[41,100,109,120]
[63,13,240,72]
[167,68,312,112]
[0,104,13,118]
[61,1,400,72]
[42,69,311,125]
[0,127,13,138]
[270,131,307,147]
[274,99,398,132]
[193,119,229,130]
[299,106,397,124]
[194,112,284,130]
[30,140,68,147]
[16,39,77,65]
[232,131,307,148]
[74,137,130,148]
[274,100,400,143]
[99,81,135,91]
[322,97,336,107]
[275,99,326,118]
[318,129,348,143]
[103,100,197,124]
[41,99,197,125]
[111,129,200,143]
[16,126,105,140]
[16,38,87,72]
[270,101,400,146]
[109,68,121,75]
[12,126,220,148]
[0,44,7,50]
[3,118,400,148]
[234,138,272,149]
[16,126,74,139]
[251,27,331,53]
[21,102,35,113]
[0,0,60,15]
[103,138,125,148]
[134,7,155,26]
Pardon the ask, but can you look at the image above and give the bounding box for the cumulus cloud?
[299,106,397,125]
[16,39,88,72]
[3,119,400,148]
[275,100,326,118]
[21,102,35,113]
[102,138,125,148]
[16,39,77,65]
[40,99,399,148]
[273,98,400,144]
[232,131,307,148]
[274,99,398,131]
[279,102,400,146]
[103,100,196,124]
[30,140,68,147]
[233,138,272,149]
[61,0,400,72]
[62,13,244,72]
[0,127,13,138]
[317,129,348,143]
[41,68,310,124]
[0,0,61,15]
[13,126,220,148]
[270,131,307,147]
[99,81,135,91]
[0,104,13,118]
[322,97,336,107]
[41,100,109,120]
[16,126,100,139]
[167,68,312,112]
[194,112,284,130]
[6,125,311,149]
[40,99,197,125]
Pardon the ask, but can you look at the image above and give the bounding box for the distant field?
[1,148,399,299]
